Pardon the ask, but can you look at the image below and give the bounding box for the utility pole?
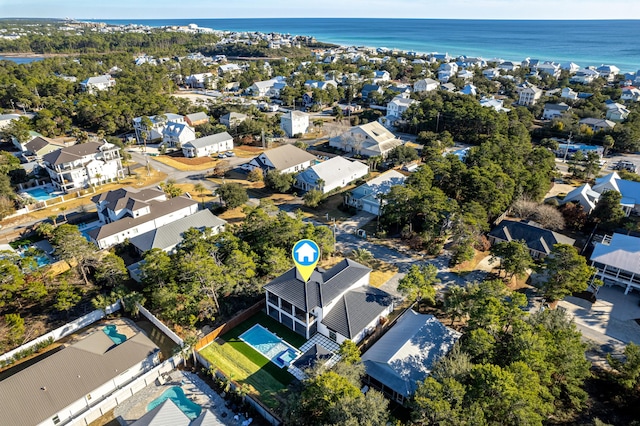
[563,131,573,163]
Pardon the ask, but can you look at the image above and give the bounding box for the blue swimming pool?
[240,324,300,368]
[103,325,127,345]
[23,187,56,201]
[147,386,202,419]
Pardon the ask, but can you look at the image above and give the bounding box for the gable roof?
[260,144,316,171]
[297,156,369,188]
[591,233,640,275]
[321,286,393,338]
[91,187,165,212]
[183,132,233,150]
[131,398,191,426]
[593,172,640,207]
[351,170,406,201]
[42,141,109,166]
[185,112,209,123]
[488,220,575,254]
[264,258,371,311]
[293,344,333,369]
[88,196,198,241]
[0,331,158,426]
[361,311,461,397]
[129,209,226,253]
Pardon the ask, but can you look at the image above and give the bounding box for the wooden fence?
[194,300,265,351]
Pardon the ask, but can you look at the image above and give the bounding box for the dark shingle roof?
[321,286,393,338]
[42,141,105,166]
[488,220,575,254]
[293,344,332,369]
[264,258,371,311]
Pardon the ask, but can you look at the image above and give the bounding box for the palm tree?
[60,206,68,222]
[349,248,375,268]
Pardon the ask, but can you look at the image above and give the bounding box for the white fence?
[137,303,184,346]
[69,354,184,426]
[196,352,282,426]
[0,300,121,364]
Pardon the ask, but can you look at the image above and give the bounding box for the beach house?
[181,132,234,158]
[280,111,310,137]
[345,170,407,216]
[488,220,575,259]
[329,121,403,158]
[294,156,369,194]
[80,74,116,94]
[243,144,316,174]
[591,233,640,295]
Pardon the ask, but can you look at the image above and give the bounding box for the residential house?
[580,117,616,132]
[517,83,543,106]
[184,72,215,88]
[43,140,125,193]
[382,95,416,128]
[88,187,199,249]
[591,172,640,216]
[243,144,316,174]
[480,96,511,113]
[413,78,439,93]
[457,69,474,81]
[621,87,640,102]
[361,84,383,99]
[596,64,620,82]
[133,113,186,144]
[80,74,116,94]
[304,80,338,90]
[536,62,561,78]
[361,310,461,404]
[280,111,310,137]
[561,183,601,214]
[264,258,393,342]
[219,112,248,129]
[561,62,581,73]
[440,82,457,92]
[248,77,286,98]
[571,68,600,84]
[329,121,403,158]
[162,121,196,147]
[606,102,630,122]
[20,136,64,159]
[561,87,579,100]
[482,68,501,80]
[0,113,21,130]
[437,62,458,82]
[345,170,406,215]
[487,219,576,259]
[591,233,640,295]
[129,209,226,254]
[0,325,159,426]
[181,132,234,158]
[498,61,520,72]
[460,83,477,96]
[373,70,391,83]
[295,156,369,194]
[184,112,210,127]
[542,103,571,120]
[217,63,242,76]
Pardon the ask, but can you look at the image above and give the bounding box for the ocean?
[94,18,640,73]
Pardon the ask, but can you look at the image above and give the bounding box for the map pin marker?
[292,239,320,282]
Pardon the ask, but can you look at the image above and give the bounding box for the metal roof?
[183,132,233,150]
[131,399,191,426]
[259,144,316,171]
[591,233,640,275]
[361,311,461,397]
[129,209,226,253]
[0,331,158,426]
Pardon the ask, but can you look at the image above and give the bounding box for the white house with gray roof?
[80,74,116,94]
[129,209,226,254]
[591,233,640,295]
[133,113,186,144]
[182,132,233,158]
[264,258,393,343]
[280,110,310,137]
[329,121,403,158]
[243,144,316,174]
[42,140,124,193]
[88,187,199,249]
[295,156,369,194]
[345,170,406,215]
[0,324,159,426]
[361,311,461,404]
[162,121,196,147]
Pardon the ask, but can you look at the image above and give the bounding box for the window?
[52,415,61,425]
[329,330,337,341]
[86,394,92,401]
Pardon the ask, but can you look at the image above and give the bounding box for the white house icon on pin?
[295,242,317,264]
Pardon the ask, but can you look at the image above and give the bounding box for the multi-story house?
[591,233,640,295]
[43,141,125,193]
[517,83,543,106]
[162,122,196,147]
[80,74,116,94]
[132,113,185,144]
[280,111,310,137]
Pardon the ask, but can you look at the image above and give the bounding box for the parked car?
[217,153,227,159]
[226,151,236,157]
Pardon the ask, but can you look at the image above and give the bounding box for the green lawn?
[198,312,306,409]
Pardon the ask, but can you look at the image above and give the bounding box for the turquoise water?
[0,56,44,64]
[147,386,202,419]
[24,187,55,201]
[96,19,640,72]
[240,324,299,368]
[102,325,127,345]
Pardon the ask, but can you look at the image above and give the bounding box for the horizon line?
[4,17,640,22]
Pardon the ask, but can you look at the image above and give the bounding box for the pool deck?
[114,370,248,425]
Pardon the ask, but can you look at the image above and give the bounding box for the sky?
[2,0,640,20]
